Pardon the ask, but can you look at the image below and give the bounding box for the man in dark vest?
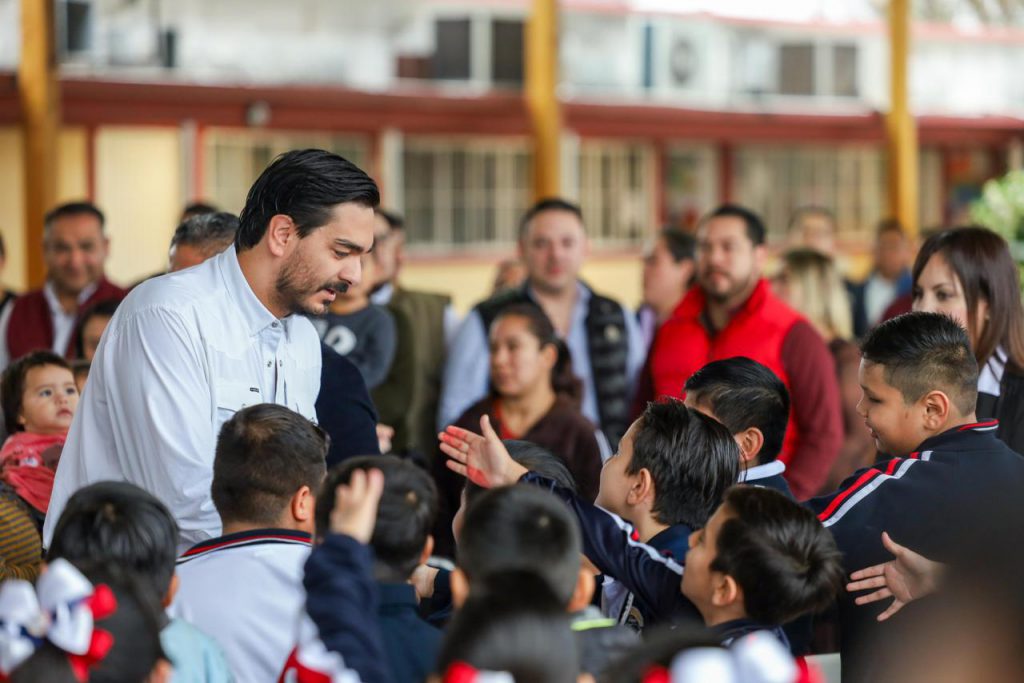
[0,202,126,368]
[369,209,457,458]
[439,197,645,448]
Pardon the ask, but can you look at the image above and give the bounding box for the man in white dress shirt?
[44,149,379,551]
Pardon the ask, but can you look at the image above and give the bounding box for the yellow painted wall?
[95,127,182,285]
[401,253,645,316]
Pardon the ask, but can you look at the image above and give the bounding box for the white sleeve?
[442,304,461,347]
[0,301,13,370]
[47,307,219,552]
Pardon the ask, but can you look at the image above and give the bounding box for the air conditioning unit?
[651,20,710,96]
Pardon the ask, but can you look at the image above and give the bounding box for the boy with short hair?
[683,357,793,496]
[589,399,739,629]
[441,421,842,645]
[314,456,441,683]
[455,483,638,679]
[808,312,1024,681]
[46,480,231,682]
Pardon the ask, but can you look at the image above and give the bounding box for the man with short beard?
[44,149,379,551]
[647,204,842,500]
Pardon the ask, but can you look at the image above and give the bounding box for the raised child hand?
[439,415,527,489]
[329,468,385,544]
[846,531,945,621]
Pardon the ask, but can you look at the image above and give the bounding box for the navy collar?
[912,420,1000,455]
[178,528,311,562]
[647,524,693,561]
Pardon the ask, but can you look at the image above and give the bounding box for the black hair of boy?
[631,400,740,529]
[712,486,843,625]
[602,625,723,683]
[436,569,579,683]
[46,481,178,601]
[458,485,581,605]
[74,298,121,359]
[684,357,791,462]
[1,350,72,434]
[11,566,167,683]
[211,404,328,527]
[463,439,578,509]
[860,312,979,416]
[316,455,438,582]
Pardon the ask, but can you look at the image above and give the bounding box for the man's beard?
[275,252,348,317]
[699,268,756,304]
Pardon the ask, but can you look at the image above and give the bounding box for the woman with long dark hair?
[912,226,1024,454]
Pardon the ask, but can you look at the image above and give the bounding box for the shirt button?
[278,360,283,367]
[272,322,279,328]
[267,361,272,367]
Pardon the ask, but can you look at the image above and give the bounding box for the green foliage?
[970,170,1024,286]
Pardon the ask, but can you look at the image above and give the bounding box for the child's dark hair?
[463,439,577,509]
[710,486,843,625]
[684,357,790,463]
[211,404,328,526]
[436,570,579,683]
[860,312,979,416]
[458,485,581,605]
[316,455,437,582]
[46,481,179,602]
[11,565,167,683]
[1,350,73,434]
[629,400,739,528]
[602,625,724,683]
[490,303,582,405]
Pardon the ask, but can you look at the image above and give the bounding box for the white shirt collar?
[740,460,786,483]
[370,282,394,306]
[43,279,99,315]
[216,246,282,337]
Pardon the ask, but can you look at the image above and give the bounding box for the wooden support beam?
[525,0,562,199]
[886,0,919,238]
[18,0,60,287]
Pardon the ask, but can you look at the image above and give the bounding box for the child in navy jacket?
[807,313,1024,682]
[440,410,843,646]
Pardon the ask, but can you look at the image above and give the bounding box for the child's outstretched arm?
[846,531,945,622]
[302,469,393,683]
[441,420,696,626]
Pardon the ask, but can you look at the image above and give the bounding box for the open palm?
[846,532,944,621]
[439,415,527,488]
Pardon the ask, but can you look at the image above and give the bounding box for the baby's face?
[19,364,79,435]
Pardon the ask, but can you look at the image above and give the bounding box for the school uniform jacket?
[806,421,1024,682]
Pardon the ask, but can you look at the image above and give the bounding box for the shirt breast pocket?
[215,381,263,424]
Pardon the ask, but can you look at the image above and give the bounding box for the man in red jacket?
[649,203,842,499]
[0,202,126,368]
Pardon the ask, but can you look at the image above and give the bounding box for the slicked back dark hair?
[44,201,105,238]
[711,486,843,625]
[628,400,739,528]
[47,481,178,601]
[519,197,584,240]
[458,485,581,605]
[1,350,72,434]
[684,357,790,464]
[661,227,696,263]
[860,312,979,416]
[437,570,578,683]
[463,439,578,509]
[316,456,437,581]
[702,203,766,246]
[235,149,380,251]
[211,404,328,526]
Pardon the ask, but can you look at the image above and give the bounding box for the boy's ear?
[451,568,470,609]
[419,535,435,566]
[735,427,764,465]
[710,572,742,611]
[920,390,952,430]
[627,468,655,508]
[162,573,180,609]
[567,567,596,613]
[291,485,314,523]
